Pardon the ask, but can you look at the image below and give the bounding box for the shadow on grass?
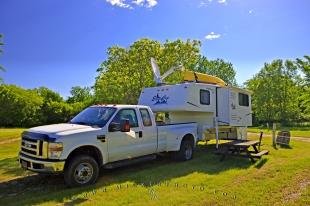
[0,144,254,205]
[0,157,30,177]
[254,158,268,169]
[277,144,293,149]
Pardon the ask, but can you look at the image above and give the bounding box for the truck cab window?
[111,109,139,127]
[200,89,210,105]
[139,109,152,126]
[239,93,249,106]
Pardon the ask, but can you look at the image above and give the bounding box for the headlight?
[48,142,63,159]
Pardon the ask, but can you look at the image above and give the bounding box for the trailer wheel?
[64,155,99,187]
[175,139,194,161]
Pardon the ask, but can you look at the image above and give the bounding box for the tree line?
[0,85,93,127]
[0,37,309,127]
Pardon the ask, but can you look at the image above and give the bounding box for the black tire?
[64,155,99,187]
[174,139,194,161]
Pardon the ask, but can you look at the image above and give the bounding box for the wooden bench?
[250,150,269,158]
[217,140,269,163]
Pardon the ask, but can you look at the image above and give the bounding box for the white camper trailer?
[138,59,252,145]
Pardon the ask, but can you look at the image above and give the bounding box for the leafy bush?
[0,85,43,127]
[0,85,89,127]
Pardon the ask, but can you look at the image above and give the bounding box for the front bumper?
[19,153,65,173]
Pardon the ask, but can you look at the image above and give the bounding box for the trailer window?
[200,90,210,105]
[239,93,249,107]
[140,109,152,127]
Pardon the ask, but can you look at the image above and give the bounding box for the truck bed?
[156,122,198,152]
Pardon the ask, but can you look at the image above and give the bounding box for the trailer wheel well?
[182,134,195,147]
[65,146,103,169]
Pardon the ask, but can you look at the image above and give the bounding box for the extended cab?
[19,105,197,186]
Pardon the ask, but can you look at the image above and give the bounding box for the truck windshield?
[70,107,116,127]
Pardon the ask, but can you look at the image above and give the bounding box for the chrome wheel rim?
[185,144,193,160]
[74,163,93,184]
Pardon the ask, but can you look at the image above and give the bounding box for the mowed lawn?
[0,129,309,206]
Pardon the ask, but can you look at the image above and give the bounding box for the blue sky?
[1,0,309,97]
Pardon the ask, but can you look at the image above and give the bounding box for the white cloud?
[106,0,158,9]
[199,0,227,7]
[217,0,226,4]
[146,0,158,8]
[106,0,132,9]
[205,32,221,40]
[249,9,253,14]
[132,0,144,6]
[199,0,213,7]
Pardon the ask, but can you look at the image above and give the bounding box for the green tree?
[33,87,63,102]
[33,87,65,124]
[95,38,201,104]
[296,55,310,120]
[33,87,86,124]
[296,55,310,85]
[195,56,237,85]
[0,84,43,127]
[246,59,300,125]
[43,101,75,124]
[67,86,93,104]
[0,84,86,127]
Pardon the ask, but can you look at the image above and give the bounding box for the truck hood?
[29,123,100,136]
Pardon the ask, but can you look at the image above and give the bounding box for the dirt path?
[248,132,310,143]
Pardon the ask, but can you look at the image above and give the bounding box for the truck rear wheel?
[64,155,99,187]
[175,139,194,161]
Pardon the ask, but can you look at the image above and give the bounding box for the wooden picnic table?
[217,139,269,163]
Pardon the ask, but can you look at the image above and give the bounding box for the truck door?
[138,108,157,154]
[107,108,144,162]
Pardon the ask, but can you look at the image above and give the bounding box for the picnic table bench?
[216,139,269,163]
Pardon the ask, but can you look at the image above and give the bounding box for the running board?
[103,154,157,169]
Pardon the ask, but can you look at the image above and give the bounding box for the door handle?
[135,131,143,138]
[97,135,106,142]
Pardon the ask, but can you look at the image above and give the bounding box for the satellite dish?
[161,65,184,80]
[150,58,162,85]
[150,58,185,85]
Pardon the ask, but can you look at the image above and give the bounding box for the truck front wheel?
[64,155,99,187]
[175,139,194,161]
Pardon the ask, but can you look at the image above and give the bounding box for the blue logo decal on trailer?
[152,93,169,105]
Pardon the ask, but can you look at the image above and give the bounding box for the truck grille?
[21,135,45,158]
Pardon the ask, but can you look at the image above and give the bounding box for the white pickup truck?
[19,105,198,186]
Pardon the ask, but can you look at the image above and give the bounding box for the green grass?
[248,127,310,138]
[0,129,309,205]
[0,129,30,181]
[0,128,25,141]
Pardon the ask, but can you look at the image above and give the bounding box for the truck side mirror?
[108,122,121,132]
[120,119,130,132]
